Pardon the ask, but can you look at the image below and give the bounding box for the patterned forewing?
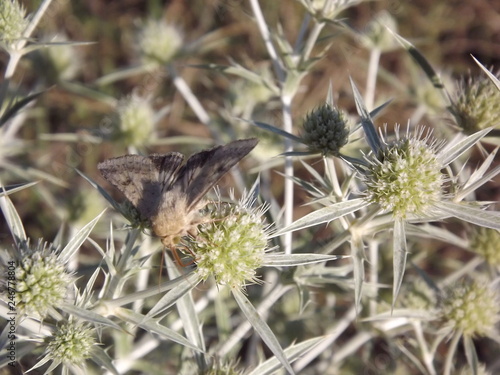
[98,153,184,219]
[176,138,258,209]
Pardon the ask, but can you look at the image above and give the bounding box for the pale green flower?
[12,240,74,318]
[364,127,444,219]
[0,0,28,46]
[138,19,182,66]
[469,226,500,266]
[43,321,96,368]
[450,73,500,134]
[191,195,270,289]
[441,279,500,337]
[113,95,155,148]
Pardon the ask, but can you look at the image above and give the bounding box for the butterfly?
[97,138,258,248]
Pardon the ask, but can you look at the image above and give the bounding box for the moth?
[98,138,258,248]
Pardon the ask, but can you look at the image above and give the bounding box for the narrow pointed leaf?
[0,182,38,197]
[350,77,382,154]
[390,30,450,105]
[280,151,317,157]
[437,128,492,166]
[145,270,202,319]
[166,255,207,360]
[59,210,105,264]
[435,201,500,229]
[0,89,46,127]
[232,288,295,375]
[247,337,323,375]
[392,219,408,309]
[458,164,500,201]
[115,307,202,352]
[463,335,479,375]
[472,55,500,92]
[262,253,344,267]
[91,346,119,375]
[243,119,304,144]
[0,192,27,247]
[76,169,124,215]
[368,99,393,119]
[463,147,498,189]
[273,198,367,236]
[60,303,122,331]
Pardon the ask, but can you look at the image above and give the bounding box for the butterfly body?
[98,138,258,248]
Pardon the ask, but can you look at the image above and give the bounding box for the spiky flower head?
[0,0,28,47]
[43,321,96,368]
[469,226,500,266]
[7,240,74,318]
[138,19,182,66]
[364,126,445,219]
[302,104,350,156]
[440,279,500,337]
[450,73,500,134]
[191,194,269,289]
[112,94,155,148]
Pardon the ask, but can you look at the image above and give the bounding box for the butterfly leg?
[170,244,197,267]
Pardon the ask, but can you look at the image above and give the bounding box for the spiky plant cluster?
[0,0,28,46]
[9,241,73,318]
[441,279,500,337]
[113,94,155,148]
[450,73,500,134]
[138,19,182,66]
[43,321,96,368]
[364,127,445,219]
[191,196,270,289]
[302,103,350,156]
[469,227,500,266]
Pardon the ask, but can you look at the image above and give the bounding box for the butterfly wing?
[174,138,258,209]
[98,153,184,219]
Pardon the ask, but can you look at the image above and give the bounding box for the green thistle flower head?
[113,95,155,148]
[450,73,500,134]
[11,240,74,318]
[44,321,96,368]
[364,126,445,219]
[0,0,28,46]
[138,19,182,66]
[469,227,500,266]
[441,279,500,337]
[191,194,269,289]
[302,104,350,156]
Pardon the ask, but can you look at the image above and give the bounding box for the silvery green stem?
[365,47,381,110]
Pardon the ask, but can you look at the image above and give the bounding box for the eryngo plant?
[2,0,500,374]
[275,82,500,307]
